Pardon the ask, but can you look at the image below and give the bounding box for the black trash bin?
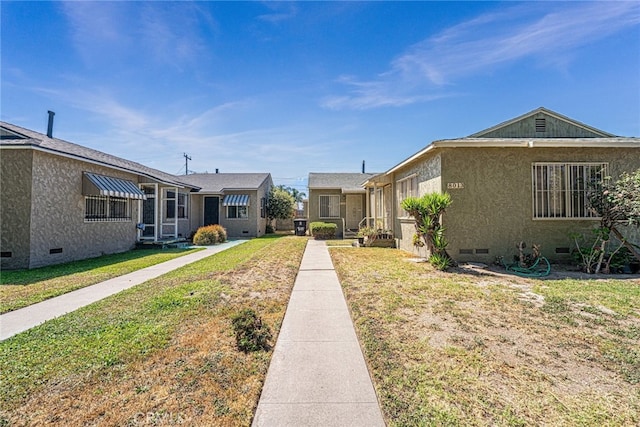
[293,219,307,236]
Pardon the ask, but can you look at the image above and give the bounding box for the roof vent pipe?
[46,111,55,138]
[362,160,365,174]
[215,168,219,174]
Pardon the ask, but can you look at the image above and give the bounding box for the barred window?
[319,195,340,218]
[532,162,607,219]
[397,175,418,217]
[85,196,131,221]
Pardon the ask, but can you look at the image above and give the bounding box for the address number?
[447,182,464,189]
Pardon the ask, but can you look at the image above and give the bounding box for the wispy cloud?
[323,2,640,110]
[257,2,299,23]
[60,2,214,69]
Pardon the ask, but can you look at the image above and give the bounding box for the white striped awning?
[222,194,250,206]
[83,172,146,200]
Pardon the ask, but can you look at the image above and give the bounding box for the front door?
[204,196,220,226]
[346,194,362,230]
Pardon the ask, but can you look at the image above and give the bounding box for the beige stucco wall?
[308,189,366,238]
[188,178,271,239]
[1,149,34,269]
[391,146,640,263]
[26,151,140,269]
[440,147,640,263]
[393,153,442,255]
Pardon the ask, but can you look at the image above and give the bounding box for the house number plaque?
[447,182,464,189]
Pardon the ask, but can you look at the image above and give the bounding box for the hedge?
[309,222,337,240]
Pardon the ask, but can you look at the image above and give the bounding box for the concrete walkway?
[0,240,247,341]
[253,240,385,426]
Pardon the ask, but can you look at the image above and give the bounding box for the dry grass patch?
[0,236,306,426]
[331,247,640,426]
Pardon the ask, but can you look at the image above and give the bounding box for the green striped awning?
[83,172,146,200]
[222,194,250,206]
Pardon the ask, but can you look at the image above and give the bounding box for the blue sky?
[2,1,639,192]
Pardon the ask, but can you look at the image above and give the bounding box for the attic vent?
[535,118,546,133]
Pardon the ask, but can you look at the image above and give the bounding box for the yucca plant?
[402,192,454,267]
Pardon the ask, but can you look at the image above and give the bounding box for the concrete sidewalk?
[0,240,247,341]
[253,240,385,426]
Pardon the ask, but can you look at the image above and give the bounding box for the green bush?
[193,224,227,245]
[429,253,452,271]
[231,308,272,353]
[309,222,337,240]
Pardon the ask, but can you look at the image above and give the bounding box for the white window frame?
[532,162,607,220]
[319,195,340,219]
[227,205,248,220]
[85,195,131,222]
[396,174,418,217]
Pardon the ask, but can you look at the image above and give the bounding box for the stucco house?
[363,107,640,263]
[0,121,272,269]
[307,173,377,238]
[179,173,272,239]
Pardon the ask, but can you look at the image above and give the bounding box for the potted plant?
[357,227,376,245]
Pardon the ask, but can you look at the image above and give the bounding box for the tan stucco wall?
[26,151,140,268]
[308,189,366,238]
[1,149,34,269]
[393,153,442,255]
[188,178,271,239]
[391,146,640,263]
[440,147,640,263]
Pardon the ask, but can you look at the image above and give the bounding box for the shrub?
[212,224,227,243]
[231,308,272,353]
[193,224,227,245]
[309,222,337,240]
[265,223,275,234]
[429,253,452,271]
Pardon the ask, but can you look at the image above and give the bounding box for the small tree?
[401,192,453,269]
[266,186,296,224]
[585,168,640,272]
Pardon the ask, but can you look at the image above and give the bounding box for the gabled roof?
[308,172,377,193]
[382,108,638,176]
[470,107,615,138]
[180,173,272,193]
[0,121,198,189]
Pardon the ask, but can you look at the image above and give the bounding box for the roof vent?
[47,111,55,138]
[535,118,546,133]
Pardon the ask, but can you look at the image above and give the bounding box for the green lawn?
[331,247,640,426]
[0,247,203,313]
[0,235,307,426]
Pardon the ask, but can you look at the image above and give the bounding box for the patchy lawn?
[0,236,306,426]
[0,247,203,314]
[331,247,640,426]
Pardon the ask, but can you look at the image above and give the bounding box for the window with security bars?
[85,196,131,221]
[397,175,418,217]
[532,162,607,219]
[319,195,340,218]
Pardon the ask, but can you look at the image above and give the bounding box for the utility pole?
[183,153,191,175]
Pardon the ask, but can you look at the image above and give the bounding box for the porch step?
[136,238,189,250]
